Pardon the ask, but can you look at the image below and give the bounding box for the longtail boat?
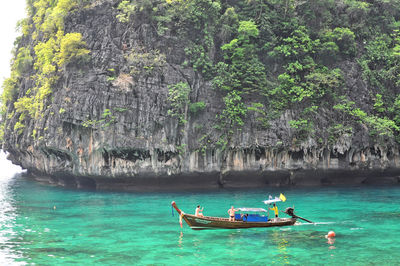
[171,201,298,230]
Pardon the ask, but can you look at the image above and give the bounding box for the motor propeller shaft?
[283,207,313,223]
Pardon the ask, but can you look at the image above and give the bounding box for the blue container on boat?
[245,214,268,222]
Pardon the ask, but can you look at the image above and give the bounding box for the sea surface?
[1,153,400,265]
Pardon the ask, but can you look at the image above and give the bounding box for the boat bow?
[171,201,182,215]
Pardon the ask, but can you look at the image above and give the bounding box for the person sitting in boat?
[270,203,279,218]
[195,205,204,217]
[228,206,238,221]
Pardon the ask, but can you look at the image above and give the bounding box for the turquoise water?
[1,170,400,265]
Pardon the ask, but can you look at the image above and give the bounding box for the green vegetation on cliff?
[1,0,400,151]
[117,0,400,148]
[1,0,90,141]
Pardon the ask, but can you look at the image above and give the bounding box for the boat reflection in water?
[271,230,290,264]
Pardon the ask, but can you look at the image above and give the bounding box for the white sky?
[0,0,27,85]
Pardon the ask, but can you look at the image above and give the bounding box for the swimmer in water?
[325,231,336,247]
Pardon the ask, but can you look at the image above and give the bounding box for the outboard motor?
[284,207,313,223]
[284,207,295,217]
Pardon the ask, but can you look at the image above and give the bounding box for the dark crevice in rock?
[156,149,178,163]
[370,147,381,158]
[41,147,72,162]
[103,149,110,169]
[289,150,304,161]
[107,148,150,162]
[255,146,265,161]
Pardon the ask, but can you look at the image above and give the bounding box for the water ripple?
[0,151,25,264]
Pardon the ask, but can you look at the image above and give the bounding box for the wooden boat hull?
[184,214,297,230]
[172,201,297,230]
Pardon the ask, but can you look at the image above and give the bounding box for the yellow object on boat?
[280,193,286,202]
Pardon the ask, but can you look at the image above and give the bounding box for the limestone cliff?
[2,0,400,190]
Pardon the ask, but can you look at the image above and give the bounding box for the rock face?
[3,1,400,190]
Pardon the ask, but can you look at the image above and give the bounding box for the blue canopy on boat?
[263,194,286,204]
[263,198,282,205]
[237,208,268,212]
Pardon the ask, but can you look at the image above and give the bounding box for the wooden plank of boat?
[172,201,297,230]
